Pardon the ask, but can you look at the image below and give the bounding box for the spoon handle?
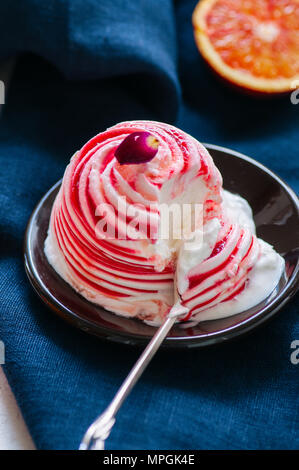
[79,304,187,450]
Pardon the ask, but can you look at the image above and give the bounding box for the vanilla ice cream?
[45,120,284,324]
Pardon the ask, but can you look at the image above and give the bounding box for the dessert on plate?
[45,121,284,325]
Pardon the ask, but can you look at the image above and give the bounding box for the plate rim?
[24,144,299,348]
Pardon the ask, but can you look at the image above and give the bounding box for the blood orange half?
[193,0,299,94]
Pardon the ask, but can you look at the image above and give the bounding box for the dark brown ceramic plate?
[24,144,299,348]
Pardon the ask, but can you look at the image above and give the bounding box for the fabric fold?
[0,0,180,120]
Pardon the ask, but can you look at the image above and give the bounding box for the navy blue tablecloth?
[0,0,298,450]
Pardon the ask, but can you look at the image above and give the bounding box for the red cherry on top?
[115,131,160,165]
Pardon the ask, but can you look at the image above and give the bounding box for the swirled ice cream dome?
[45,120,284,324]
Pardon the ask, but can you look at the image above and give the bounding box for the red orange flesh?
[193,0,299,94]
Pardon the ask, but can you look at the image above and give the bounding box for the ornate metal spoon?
[79,302,188,450]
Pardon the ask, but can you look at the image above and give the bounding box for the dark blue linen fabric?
[0,0,298,450]
[0,0,179,121]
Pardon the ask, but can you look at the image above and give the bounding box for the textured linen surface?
[0,0,298,450]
